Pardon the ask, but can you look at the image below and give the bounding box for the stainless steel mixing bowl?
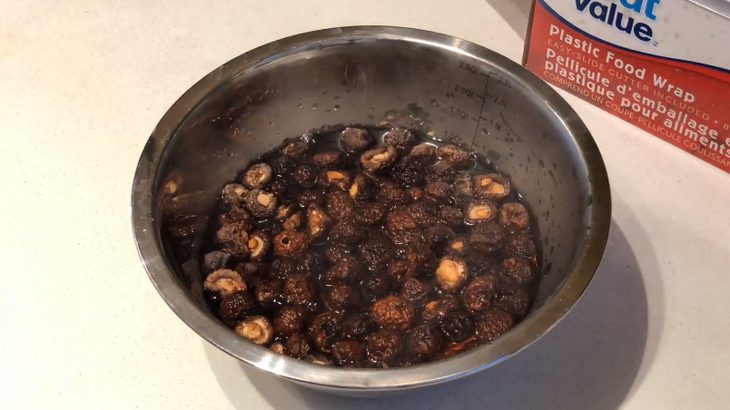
[132,26,610,395]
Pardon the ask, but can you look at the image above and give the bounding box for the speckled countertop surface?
[1,1,729,409]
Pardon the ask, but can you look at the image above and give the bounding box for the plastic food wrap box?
[523,0,730,173]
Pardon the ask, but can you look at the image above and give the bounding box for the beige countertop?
[2,0,729,409]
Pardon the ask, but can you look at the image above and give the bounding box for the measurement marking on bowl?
[470,73,491,148]
[449,62,514,154]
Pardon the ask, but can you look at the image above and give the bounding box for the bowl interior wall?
[154,36,591,320]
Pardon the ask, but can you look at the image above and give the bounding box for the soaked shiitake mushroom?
[383,128,416,153]
[204,269,247,296]
[385,259,410,284]
[326,190,355,221]
[257,219,283,239]
[269,258,297,280]
[440,311,475,342]
[377,180,408,209]
[407,143,436,164]
[219,291,258,326]
[391,160,424,187]
[439,206,465,229]
[400,277,431,304]
[435,256,469,291]
[385,208,420,246]
[221,183,249,210]
[242,163,273,189]
[218,206,254,230]
[312,151,344,168]
[283,273,317,305]
[275,203,297,221]
[292,164,318,188]
[360,271,393,302]
[308,311,343,353]
[499,256,535,286]
[340,313,373,340]
[406,186,424,203]
[322,255,362,284]
[496,285,531,318]
[296,251,326,276]
[245,189,277,218]
[268,178,288,199]
[360,145,397,172]
[424,181,453,202]
[453,173,473,200]
[329,218,365,245]
[348,173,376,202]
[441,336,479,358]
[371,295,415,331]
[254,278,282,306]
[340,127,373,154]
[204,126,542,367]
[273,306,307,336]
[474,308,514,343]
[233,261,266,285]
[281,139,309,160]
[216,225,250,258]
[202,250,233,273]
[407,323,444,359]
[354,201,386,225]
[319,170,352,191]
[407,202,438,226]
[400,243,437,277]
[306,204,332,241]
[324,243,353,264]
[285,333,312,359]
[465,254,497,277]
[273,230,309,257]
[462,274,498,314]
[332,340,365,367]
[499,202,530,230]
[444,236,471,257]
[425,223,455,249]
[271,154,297,176]
[421,295,461,323]
[505,232,537,260]
[366,329,403,366]
[358,236,395,272]
[270,342,286,355]
[425,160,456,183]
[282,210,303,231]
[466,254,497,276]
[325,283,359,311]
[437,144,472,169]
[472,173,511,201]
[297,189,326,208]
[469,221,507,254]
[235,316,274,345]
[465,199,498,224]
[247,230,270,261]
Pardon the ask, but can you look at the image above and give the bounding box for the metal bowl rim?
[131,25,611,391]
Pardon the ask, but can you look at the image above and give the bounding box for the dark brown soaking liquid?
[199,125,542,367]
